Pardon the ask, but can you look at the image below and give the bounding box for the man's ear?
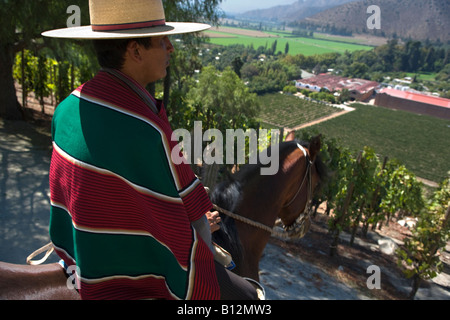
[126,40,142,63]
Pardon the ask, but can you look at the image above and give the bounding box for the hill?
[238,0,449,43]
[238,0,357,22]
[297,0,450,42]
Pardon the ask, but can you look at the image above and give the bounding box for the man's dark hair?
[93,37,152,69]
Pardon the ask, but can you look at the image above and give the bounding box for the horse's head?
[278,134,323,239]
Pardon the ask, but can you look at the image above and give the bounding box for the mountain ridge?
[236,0,450,42]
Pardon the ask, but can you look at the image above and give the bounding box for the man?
[42,0,258,300]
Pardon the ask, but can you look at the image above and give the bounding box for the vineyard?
[13,49,96,115]
[256,92,450,183]
[301,103,450,184]
[257,93,340,129]
[295,131,450,299]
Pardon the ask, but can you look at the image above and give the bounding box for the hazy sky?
[220,0,297,13]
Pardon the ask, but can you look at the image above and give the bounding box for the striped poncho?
[49,70,219,300]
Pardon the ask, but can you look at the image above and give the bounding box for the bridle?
[213,143,316,240]
[279,143,315,239]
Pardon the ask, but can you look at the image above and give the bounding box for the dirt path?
[286,107,354,132]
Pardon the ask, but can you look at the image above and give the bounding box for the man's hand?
[206,211,221,233]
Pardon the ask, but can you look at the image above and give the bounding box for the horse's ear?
[309,135,322,161]
[285,130,296,142]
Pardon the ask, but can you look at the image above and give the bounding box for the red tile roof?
[297,74,379,93]
[379,88,450,109]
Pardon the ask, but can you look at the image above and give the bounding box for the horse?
[210,134,325,281]
[0,261,80,300]
[0,134,325,299]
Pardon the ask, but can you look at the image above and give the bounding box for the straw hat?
[42,0,210,39]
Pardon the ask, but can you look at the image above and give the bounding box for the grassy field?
[257,93,340,129]
[296,103,450,183]
[205,27,374,56]
[405,72,437,81]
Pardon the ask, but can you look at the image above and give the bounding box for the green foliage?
[283,85,298,94]
[396,174,450,298]
[243,59,300,95]
[13,48,97,108]
[185,66,260,132]
[327,147,381,240]
[379,164,425,218]
[0,0,90,46]
[309,91,336,104]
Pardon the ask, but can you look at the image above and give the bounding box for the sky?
[220,0,297,14]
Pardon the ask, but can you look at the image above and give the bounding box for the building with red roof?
[295,74,379,102]
[375,88,450,120]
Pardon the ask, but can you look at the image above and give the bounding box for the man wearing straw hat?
[42,0,259,300]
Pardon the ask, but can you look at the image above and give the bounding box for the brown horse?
[211,135,325,281]
[0,135,324,299]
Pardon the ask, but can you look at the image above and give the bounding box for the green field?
[296,103,450,183]
[206,28,374,56]
[405,72,437,81]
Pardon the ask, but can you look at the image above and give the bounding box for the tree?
[231,56,244,78]
[186,66,259,132]
[284,42,290,55]
[0,0,90,119]
[270,40,278,56]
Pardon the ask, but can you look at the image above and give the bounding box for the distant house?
[375,88,450,120]
[295,74,379,102]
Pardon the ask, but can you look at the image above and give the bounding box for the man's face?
[140,36,174,84]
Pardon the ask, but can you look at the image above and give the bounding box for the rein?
[212,204,290,239]
[213,143,315,240]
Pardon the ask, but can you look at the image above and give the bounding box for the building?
[295,74,379,102]
[374,88,450,120]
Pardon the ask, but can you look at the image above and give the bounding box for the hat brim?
[41,22,210,39]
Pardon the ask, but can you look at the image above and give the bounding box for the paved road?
[0,119,59,264]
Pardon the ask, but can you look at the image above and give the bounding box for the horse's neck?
[238,147,301,226]
[239,171,292,227]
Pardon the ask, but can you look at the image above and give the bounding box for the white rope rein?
[212,204,290,239]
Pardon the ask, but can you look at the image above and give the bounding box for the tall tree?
[187,66,259,132]
[0,0,90,119]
